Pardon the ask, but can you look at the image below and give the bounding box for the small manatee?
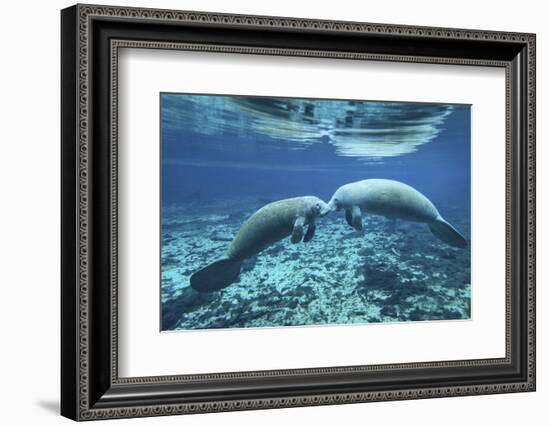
[191,196,329,292]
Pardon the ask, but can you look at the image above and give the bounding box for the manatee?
[190,196,329,292]
[324,179,467,248]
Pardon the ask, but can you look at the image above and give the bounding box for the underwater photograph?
[160,93,471,331]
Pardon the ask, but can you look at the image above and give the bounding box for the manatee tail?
[190,258,242,293]
[428,218,467,248]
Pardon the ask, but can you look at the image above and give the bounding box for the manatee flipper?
[190,258,242,293]
[351,205,363,231]
[345,209,353,227]
[291,216,305,244]
[428,217,467,248]
[303,221,316,243]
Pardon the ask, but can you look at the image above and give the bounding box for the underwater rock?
[384,292,403,306]
[358,247,374,257]
[444,278,468,289]
[161,255,180,267]
[440,251,456,260]
[288,298,299,309]
[287,252,300,261]
[360,265,400,290]
[408,308,426,321]
[339,231,364,241]
[247,308,269,321]
[381,306,398,318]
[265,244,285,256]
[260,294,281,307]
[294,285,314,298]
[440,307,462,320]
[163,233,175,243]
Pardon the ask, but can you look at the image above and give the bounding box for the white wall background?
[0,0,546,424]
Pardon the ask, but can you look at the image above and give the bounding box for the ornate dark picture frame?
[61,4,536,421]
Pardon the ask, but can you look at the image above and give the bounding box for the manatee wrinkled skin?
[191,196,328,292]
[227,196,325,260]
[324,179,467,248]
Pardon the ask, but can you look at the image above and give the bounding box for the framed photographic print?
[61,4,536,421]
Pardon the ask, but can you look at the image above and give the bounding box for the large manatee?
[190,196,329,292]
[323,179,467,248]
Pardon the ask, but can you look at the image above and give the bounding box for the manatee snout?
[323,195,342,214]
[315,199,332,217]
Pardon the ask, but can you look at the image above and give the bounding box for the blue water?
[160,93,471,331]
